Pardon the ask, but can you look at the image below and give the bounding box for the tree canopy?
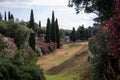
[68,0,115,23]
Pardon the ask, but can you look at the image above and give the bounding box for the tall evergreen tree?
[45,18,51,43]
[79,25,85,40]
[50,11,56,42]
[4,11,7,21]
[29,9,35,51]
[8,11,11,20]
[29,9,35,30]
[84,29,88,40]
[10,14,14,20]
[70,27,76,42]
[0,12,2,21]
[39,20,41,31]
[55,19,60,48]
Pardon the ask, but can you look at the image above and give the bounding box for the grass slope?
[37,42,90,80]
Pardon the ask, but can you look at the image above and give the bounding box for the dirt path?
[37,42,88,73]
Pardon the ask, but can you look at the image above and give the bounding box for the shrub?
[0,21,31,49]
[88,31,108,80]
[36,41,57,55]
[0,34,6,51]
[89,15,120,80]
[0,34,17,54]
[0,50,46,80]
[88,0,120,80]
[35,46,43,56]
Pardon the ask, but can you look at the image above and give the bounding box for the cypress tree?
[39,21,41,31]
[45,18,51,43]
[50,11,56,42]
[55,19,60,48]
[8,11,11,20]
[4,11,7,21]
[29,9,35,30]
[10,14,14,20]
[29,9,35,51]
[79,25,85,40]
[70,27,76,42]
[0,12,2,21]
[38,20,42,34]
[76,28,80,40]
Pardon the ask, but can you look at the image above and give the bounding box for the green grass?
[68,43,81,48]
[39,42,90,80]
[45,74,78,80]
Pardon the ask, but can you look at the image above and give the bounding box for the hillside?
[37,42,91,80]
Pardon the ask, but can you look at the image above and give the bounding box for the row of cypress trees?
[70,25,97,42]
[29,10,61,51]
[1,9,61,51]
[0,11,14,21]
[46,11,60,48]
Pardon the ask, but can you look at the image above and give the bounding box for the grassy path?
[37,42,90,80]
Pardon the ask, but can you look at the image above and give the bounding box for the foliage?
[46,11,61,48]
[88,31,108,80]
[29,32,36,51]
[4,11,7,21]
[46,18,51,43]
[76,25,85,40]
[50,11,56,42]
[8,11,14,21]
[35,46,43,56]
[0,50,46,80]
[0,20,31,49]
[55,19,60,48]
[0,34,6,52]
[70,27,76,42]
[88,0,120,79]
[0,12,2,21]
[28,9,36,51]
[36,41,56,55]
[68,0,115,23]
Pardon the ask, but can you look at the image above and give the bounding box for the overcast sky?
[0,0,97,30]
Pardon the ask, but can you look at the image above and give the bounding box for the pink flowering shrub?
[36,41,56,55]
[5,37,17,54]
[115,0,120,14]
[88,0,120,79]
[103,15,120,59]
[0,34,17,54]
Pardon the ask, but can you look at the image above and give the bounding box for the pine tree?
[50,11,56,42]
[55,19,60,48]
[4,11,7,21]
[29,9,35,51]
[46,18,51,43]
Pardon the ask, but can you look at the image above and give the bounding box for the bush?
[0,50,46,80]
[0,21,31,49]
[36,41,56,55]
[88,16,120,80]
[0,34,6,51]
[88,31,108,80]
[0,34,17,54]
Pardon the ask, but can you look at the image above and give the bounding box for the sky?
[0,0,97,30]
